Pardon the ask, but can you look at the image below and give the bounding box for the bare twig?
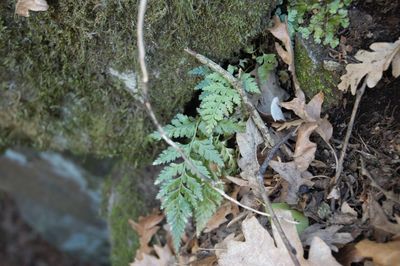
[331,78,368,189]
[184,48,275,148]
[256,129,300,266]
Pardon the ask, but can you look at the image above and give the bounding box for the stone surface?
[294,35,342,109]
[0,0,275,164]
[0,149,110,265]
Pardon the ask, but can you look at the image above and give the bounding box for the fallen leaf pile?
[15,0,49,17]
[338,38,400,94]
[217,211,341,266]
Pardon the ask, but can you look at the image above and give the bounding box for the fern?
[151,64,246,250]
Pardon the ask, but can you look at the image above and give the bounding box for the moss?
[106,171,142,266]
[294,35,341,108]
[104,162,159,266]
[0,1,274,164]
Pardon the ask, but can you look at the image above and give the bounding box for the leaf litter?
[128,15,400,266]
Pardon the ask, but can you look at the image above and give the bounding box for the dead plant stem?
[331,79,368,188]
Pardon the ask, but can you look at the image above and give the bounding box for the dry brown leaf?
[367,198,400,235]
[204,202,233,233]
[269,160,313,204]
[280,92,332,171]
[269,16,295,72]
[300,224,354,252]
[294,123,318,172]
[218,212,341,266]
[338,38,400,95]
[129,212,165,259]
[130,245,175,266]
[236,119,263,188]
[352,239,400,266]
[15,0,49,17]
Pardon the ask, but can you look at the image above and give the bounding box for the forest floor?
[1,1,399,266]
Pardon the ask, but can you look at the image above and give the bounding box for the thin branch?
[256,129,300,266]
[331,78,367,189]
[184,48,275,148]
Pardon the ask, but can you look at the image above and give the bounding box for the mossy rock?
[103,163,159,266]
[294,35,342,109]
[0,1,275,164]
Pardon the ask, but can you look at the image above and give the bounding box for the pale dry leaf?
[129,212,165,259]
[300,224,354,252]
[281,92,332,158]
[15,0,49,17]
[130,245,175,266]
[269,160,313,204]
[218,211,341,266]
[214,233,236,258]
[272,119,303,131]
[341,202,357,216]
[338,38,400,95]
[353,239,400,266]
[225,175,250,187]
[269,16,294,72]
[236,119,263,186]
[367,198,400,235]
[294,123,318,172]
[204,202,233,233]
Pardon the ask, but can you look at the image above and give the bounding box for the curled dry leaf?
[130,245,175,266]
[300,224,354,252]
[268,16,294,73]
[367,198,400,235]
[15,0,49,17]
[236,119,263,188]
[294,123,318,172]
[129,212,165,259]
[218,211,341,266]
[269,160,313,204]
[338,38,400,95]
[204,202,235,233]
[281,92,333,171]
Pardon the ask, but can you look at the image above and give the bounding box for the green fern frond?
[188,66,209,76]
[199,85,240,133]
[193,139,224,167]
[194,183,223,235]
[240,73,260,93]
[187,159,212,180]
[150,114,197,140]
[153,145,187,165]
[164,192,192,250]
[154,162,185,185]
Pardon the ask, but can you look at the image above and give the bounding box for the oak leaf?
[129,212,165,259]
[218,212,341,266]
[130,245,175,266]
[269,160,313,204]
[15,0,49,17]
[269,16,295,73]
[338,38,400,95]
